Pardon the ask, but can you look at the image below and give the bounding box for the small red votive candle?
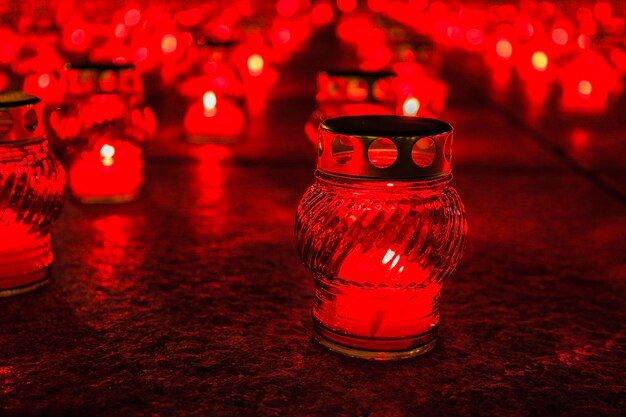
[0,92,65,296]
[52,63,154,203]
[184,91,244,144]
[296,115,467,360]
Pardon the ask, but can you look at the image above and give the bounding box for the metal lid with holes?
[318,115,453,180]
[65,62,142,96]
[316,70,396,104]
[0,92,45,143]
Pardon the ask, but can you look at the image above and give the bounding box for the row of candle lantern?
[0,0,339,297]
[371,0,626,115]
[0,0,333,107]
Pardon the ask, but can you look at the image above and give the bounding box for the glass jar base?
[0,235,52,297]
[313,318,438,360]
[185,135,240,145]
[0,274,49,297]
[71,193,140,204]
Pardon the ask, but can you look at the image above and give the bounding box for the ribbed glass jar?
[296,115,467,360]
[0,92,65,296]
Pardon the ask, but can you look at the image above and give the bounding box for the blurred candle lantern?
[50,63,155,203]
[184,90,244,144]
[0,92,65,296]
[305,70,397,145]
[22,71,67,106]
[241,51,278,88]
[558,51,622,115]
[177,40,244,100]
[392,62,448,117]
[296,115,467,360]
[231,37,279,89]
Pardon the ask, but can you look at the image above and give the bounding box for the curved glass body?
[0,139,65,295]
[296,171,466,359]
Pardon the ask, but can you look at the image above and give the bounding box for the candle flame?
[100,144,115,167]
[38,73,51,88]
[161,34,177,54]
[496,39,513,59]
[203,91,217,116]
[578,80,592,97]
[247,54,264,76]
[402,97,420,116]
[532,51,548,71]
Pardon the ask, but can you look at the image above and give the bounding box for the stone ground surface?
[1,27,625,417]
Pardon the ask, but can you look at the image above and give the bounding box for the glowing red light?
[593,1,612,22]
[100,144,115,167]
[409,0,429,11]
[311,2,334,26]
[496,39,513,59]
[446,25,464,41]
[0,29,18,63]
[402,97,420,116]
[368,0,388,13]
[134,47,148,63]
[466,28,483,45]
[161,34,177,55]
[578,80,592,97]
[69,140,143,203]
[247,54,264,77]
[212,24,232,42]
[277,0,298,17]
[515,20,534,39]
[71,29,86,46]
[275,28,291,45]
[100,144,116,159]
[203,91,217,116]
[551,28,569,46]
[609,48,626,71]
[337,0,357,13]
[124,9,141,27]
[531,51,548,71]
[578,35,590,49]
[184,95,244,142]
[38,73,51,88]
[114,24,128,38]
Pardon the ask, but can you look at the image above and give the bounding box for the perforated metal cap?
[316,70,396,104]
[318,115,453,179]
[65,62,142,96]
[0,92,45,142]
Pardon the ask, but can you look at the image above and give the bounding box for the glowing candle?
[296,115,466,360]
[402,97,420,116]
[558,51,621,114]
[54,63,153,203]
[247,54,264,77]
[68,139,143,203]
[0,92,65,295]
[184,91,245,143]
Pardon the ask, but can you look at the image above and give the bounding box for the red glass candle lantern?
[51,63,155,203]
[177,40,245,101]
[296,115,467,360]
[183,90,245,144]
[557,51,622,115]
[305,70,396,145]
[0,92,65,296]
